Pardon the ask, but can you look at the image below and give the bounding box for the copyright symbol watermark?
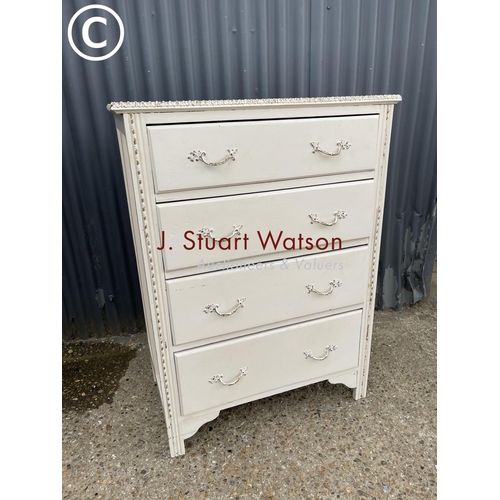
[67,4,124,61]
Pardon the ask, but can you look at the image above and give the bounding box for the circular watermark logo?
[67,4,124,61]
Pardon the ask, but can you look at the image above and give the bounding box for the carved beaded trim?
[129,114,173,422]
[108,95,402,112]
[360,106,393,394]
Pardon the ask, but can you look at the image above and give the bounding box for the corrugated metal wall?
[62,0,436,339]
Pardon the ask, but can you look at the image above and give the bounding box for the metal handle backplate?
[306,280,342,296]
[310,140,351,156]
[198,224,243,242]
[209,367,248,386]
[204,298,246,316]
[309,211,347,226]
[188,148,237,166]
[304,345,337,361]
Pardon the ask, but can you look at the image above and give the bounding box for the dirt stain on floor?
[62,341,137,414]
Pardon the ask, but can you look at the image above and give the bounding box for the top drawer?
[147,115,379,194]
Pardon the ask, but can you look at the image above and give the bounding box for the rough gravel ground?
[62,274,436,499]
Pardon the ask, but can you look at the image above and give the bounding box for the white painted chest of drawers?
[108,95,401,457]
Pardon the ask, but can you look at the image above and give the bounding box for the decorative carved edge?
[108,95,402,113]
[328,371,357,389]
[359,105,393,397]
[360,205,382,393]
[128,114,173,423]
[181,411,221,441]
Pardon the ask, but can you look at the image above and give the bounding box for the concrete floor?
[62,272,436,499]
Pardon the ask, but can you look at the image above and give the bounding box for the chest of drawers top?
[108,95,400,457]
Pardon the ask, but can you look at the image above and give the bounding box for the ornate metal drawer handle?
[309,211,347,226]
[306,280,342,296]
[188,148,237,166]
[304,345,337,361]
[310,140,351,156]
[209,367,248,386]
[198,224,243,242]
[204,298,246,316]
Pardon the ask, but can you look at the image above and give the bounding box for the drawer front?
[158,180,375,274]
[175,310,362,416]
[167,246,369,345]
[148,115,379,194]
